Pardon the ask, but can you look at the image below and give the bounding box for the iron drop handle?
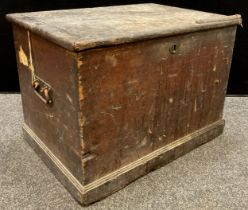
[32,78,52,104]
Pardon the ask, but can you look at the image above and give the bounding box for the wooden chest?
[7,4,241,205]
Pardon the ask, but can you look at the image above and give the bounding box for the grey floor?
[0,94,247,209]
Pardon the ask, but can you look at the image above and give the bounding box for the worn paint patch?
[105,54,117,67]
[18,46,29,68]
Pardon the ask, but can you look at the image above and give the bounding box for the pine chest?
[7,4,241,205]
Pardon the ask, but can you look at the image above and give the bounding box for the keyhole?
[170,44,178,54]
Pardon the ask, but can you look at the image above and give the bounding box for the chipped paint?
[109,92,114,97]
[168,73,178,78]
[135,95,141,101]
[79,115,86,127]
[100,111,114,118]
[169,98,174,103]
[194,99,197,112]
[82,153,96,163]
[79,113,86,152]
[127,79,138,84]
[78,74,85,101]
[105,54,117,67]
[148,128,152,134]
[225,57,230,65]
[123,123,129,130]
[63,124,69,130]
[18,46,29,67]
[45,113,54,119]
[80,141,86,151]
[112,104,122,110]
[215,79,220,85]
[27,31,34,72]
[18,31,35,72]
[79,84,85,101]
[91,144,100,151]
[140,136,148,147]
[66,93,73,104]
[77,59,83,68]
[213,65,217,72]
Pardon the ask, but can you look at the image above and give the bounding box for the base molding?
[23,119,225,205]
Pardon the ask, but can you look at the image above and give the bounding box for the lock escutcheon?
[169,43,179,54]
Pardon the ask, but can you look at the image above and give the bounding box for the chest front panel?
[78,27,236,184]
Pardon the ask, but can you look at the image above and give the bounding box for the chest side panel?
[78,27,236,184]
[13,25,83,181]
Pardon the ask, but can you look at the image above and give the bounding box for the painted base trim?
[23,119,225,205]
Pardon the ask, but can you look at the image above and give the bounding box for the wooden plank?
[23,119,224,205]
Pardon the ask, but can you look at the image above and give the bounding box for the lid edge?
[6,13,242,52]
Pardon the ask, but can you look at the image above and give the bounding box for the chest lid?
[6,3,242,52]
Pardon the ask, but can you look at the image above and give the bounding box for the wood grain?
[78,27,236,185]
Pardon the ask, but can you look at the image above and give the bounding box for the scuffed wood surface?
[6,4,241,51]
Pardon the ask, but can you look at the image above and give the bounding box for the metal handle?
[32,77,52,104]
